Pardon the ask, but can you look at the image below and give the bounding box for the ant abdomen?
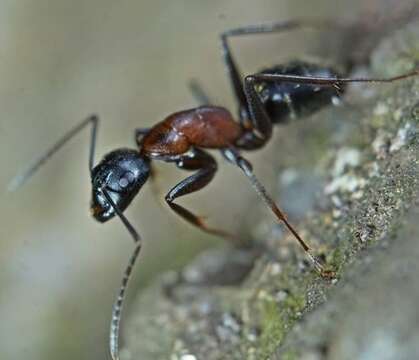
[257,61,345,123]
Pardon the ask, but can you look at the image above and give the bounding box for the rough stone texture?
[121,21,419,360]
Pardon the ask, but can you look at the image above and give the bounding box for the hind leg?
[220,19,349,124]
[222,146,334,278]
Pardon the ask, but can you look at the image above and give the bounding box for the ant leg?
[8,114,99,191]
[165,148,233,239]
[243,75,273,140]
[220,19,349,125]
[246,69,419,90]
[220,29,247,125]
[222,147,333,278]
[233,74,273,151]
[188,79,212,105]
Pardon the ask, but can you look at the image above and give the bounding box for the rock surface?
[121,21,419,360]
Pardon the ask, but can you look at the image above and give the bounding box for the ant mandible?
[9,19,419,360]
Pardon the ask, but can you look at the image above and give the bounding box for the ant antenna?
[99,187,142,360]
[8,115,98,191]
[101,189,140,243]
[100,188,142,359]
[110,243,142,360]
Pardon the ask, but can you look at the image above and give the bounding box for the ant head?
[90,149,150,222]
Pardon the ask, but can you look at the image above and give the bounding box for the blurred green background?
[0,1,376,359]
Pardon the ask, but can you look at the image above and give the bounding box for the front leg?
[165,148,232,239]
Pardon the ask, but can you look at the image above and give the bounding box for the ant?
[9,19,419,360]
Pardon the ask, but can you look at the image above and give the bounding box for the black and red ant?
[9,19,418,360]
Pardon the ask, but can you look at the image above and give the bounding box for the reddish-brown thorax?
[140,106,242,157]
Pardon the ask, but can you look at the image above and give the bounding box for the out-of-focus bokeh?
[1,0,396,359]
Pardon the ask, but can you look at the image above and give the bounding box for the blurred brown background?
[0,0,400,359]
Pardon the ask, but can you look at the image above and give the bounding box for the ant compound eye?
[118,171,135,189]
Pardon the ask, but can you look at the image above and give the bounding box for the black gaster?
[257,61,345,124]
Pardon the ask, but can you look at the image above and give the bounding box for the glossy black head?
[90,149,150,222]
